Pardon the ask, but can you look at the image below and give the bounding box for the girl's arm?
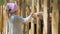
[15,12,33,23]
[21,15,32,23]
[15,12,43,23]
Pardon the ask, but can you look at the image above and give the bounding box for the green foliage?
[0,0,5,5]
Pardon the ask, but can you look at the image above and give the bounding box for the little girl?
[6,3,41,34]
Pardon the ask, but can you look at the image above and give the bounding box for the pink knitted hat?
[6,3,18,13]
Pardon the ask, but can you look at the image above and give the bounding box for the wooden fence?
[0,0,60,34]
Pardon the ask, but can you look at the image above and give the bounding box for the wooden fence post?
[2,5,8,34]
[43,0,48,34]
[21,0,26,34]
[25,7,30,34]
[30,0,34,34]
[36,0,41,34]
[47,0,51,34]
[0,6,3,34]
[58,0,60,34]
[52,0,59,34]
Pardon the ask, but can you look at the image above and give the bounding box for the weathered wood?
[25,7,30,34]
[2,5,8,34]
[47,0,51,34]
[36,0,41,34]
[43,0,51,34]
[31,19,34,34]
[52,0,59,34]
[43,0,48,34]
[21,0,26,17]
[0,0,60,34]
[21,0,26,34]
[58,0,60,34]
[0,6,3,34]
[30,0,35,34]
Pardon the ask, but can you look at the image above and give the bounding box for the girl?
[6,3,42,34]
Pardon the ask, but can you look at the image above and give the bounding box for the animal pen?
[0,0,60,34]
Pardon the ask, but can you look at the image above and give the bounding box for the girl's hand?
[30,12,37,18]
[30,12,43,19]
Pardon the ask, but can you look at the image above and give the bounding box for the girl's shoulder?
[9,14,20,22]
[11,14,22,20]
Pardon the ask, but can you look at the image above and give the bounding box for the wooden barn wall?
[0,0,60,34]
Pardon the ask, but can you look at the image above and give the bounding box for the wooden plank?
[31,19,34,34]
[21,0,26,17]
[47,0,51,34]
[25,6,31,34]
[0,6,3,34]
[25,5,31,34]
[36,0,41,34]
[43,0,48,34]
[2,5,8,34]
[24,1,29,34]
[21,0,26,34]
[19,0,22,16]
[57,0,60,34]
[30,0,35,34]
[17,0,21,16]
[43,0,51,34]
[52,0,59,34]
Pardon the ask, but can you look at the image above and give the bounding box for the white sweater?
[8,14,31,34]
